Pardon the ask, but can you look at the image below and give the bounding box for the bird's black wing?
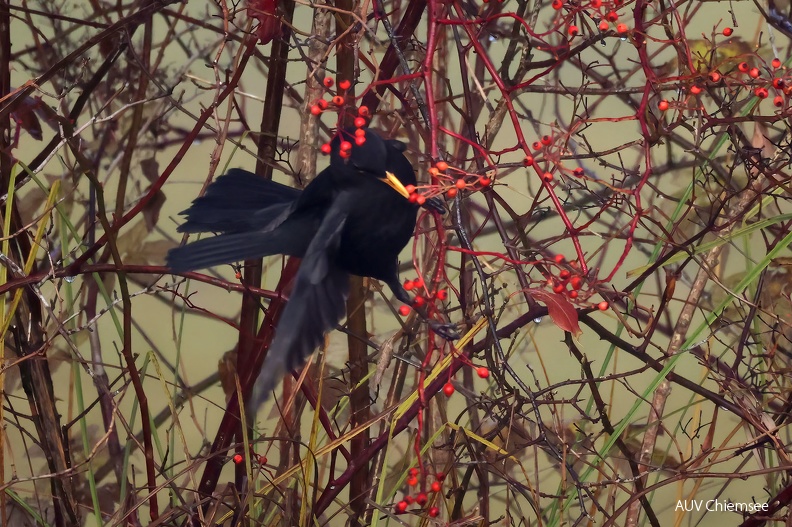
[177,169,300,234]
[247,199,351,414]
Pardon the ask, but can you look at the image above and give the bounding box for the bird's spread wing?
[177,169,299,234]
[248,201,351,415]
[167,224,310,273]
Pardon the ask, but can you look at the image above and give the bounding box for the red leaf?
[528,289,582,337]
[248,0,280,45]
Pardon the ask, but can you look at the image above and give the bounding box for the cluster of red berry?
[555,0,629,36]
[311,78,374,157]
[393,469,445,518]
[398,277,449,316]
[547,253,609,309]
[658,29,790,112]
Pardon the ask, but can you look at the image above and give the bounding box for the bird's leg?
[386,279,459,340]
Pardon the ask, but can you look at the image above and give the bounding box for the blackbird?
[168,128,451,413]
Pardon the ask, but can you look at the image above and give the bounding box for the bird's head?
[330,128,417,199]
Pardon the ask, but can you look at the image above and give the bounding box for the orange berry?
[616,23,628,33]
[332,95,344,105]
[690,85,701,95]
[658,100,669,111]
[598,301,609,311]
[542,172,553,182]
[708,71,721,83]
[455,179,467,189]
[749,67,761,78]
[436,160,449,171]
[599,21,609,31]
[772,58,782,69]
[446,188,458,198]
[523,155,534,165]
[310,105,322,115]
[479,176,491,187]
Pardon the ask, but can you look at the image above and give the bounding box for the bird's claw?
[429,320,460,341]
[423,197,446,215]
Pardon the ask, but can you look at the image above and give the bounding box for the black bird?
[168,128,449,413]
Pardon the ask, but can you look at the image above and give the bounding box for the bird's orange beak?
[380,171,411,199]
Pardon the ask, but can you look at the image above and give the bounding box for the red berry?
[413,296,425,307]
[616,23,628,33]
[554,254,565,263]
[455,179,467,189]
[416,195,426,205]
[404,495,414,504]
[606,11,618,22]
[404,280,414,291]
[598,301,609,311]
[446,188,458,198]
[317,99,328,110]
[553,283,565,294]
[339,150,351,159]
[258,455,267,465]
[339,79,351,90]
[570,276,583,289]
[532,141,542,150]
[478,176,491,187]
[431,481,442,492]
[332,95,344,106]
[689,85,701,95]
[354,116,366,128]
[233,454,243,464]
[355,136,366,146]
[405,184,416,194]
[774,95,784,107]
[774,78,785,89]
[523,155,534,165]
[340,140,353,151]
[408,193,418,203]
[559,269,571,279]
[738,62,749,72]
[552,0,563,9]
[436,289,448,300]
[409,467,419,476]
[416,492,428,505]
[355,128,366,137]
[568,25,578,36]
[541,134,552,145]
[436,160,449,171]
[476,366,490,379]
[323,77,334,88]
[591,0,602,7]
[395,501,408,514]
[320,143,332,155]
[407,476,418,486]
[773,58,782,69]
[573,167,584,176]
[358,105,369,116]
[310,105,322,115]
[542,172,553,182]
[749,67,761,78]
[435,472,445,481]
[443,382,455,396]
[599,20,609,31]
[428,507,440,517]
[722,27,733,36]
[568,290,579,299]
[755,87,769,98]
[708,71,721,83]
[399,305,411,316]
[658,100,669,111]
[412,278,424,288]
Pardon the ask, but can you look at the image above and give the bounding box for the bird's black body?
[167,129,422,413]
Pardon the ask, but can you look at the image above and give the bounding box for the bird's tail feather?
[178,169,300,233]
